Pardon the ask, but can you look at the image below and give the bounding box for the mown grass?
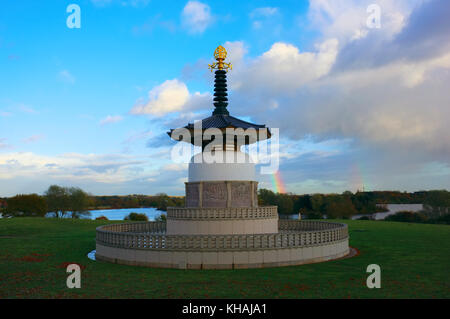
[0,218,449,298]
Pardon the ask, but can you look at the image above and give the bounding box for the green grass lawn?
[0,217,449,298]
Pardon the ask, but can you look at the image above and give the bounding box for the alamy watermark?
[66,263,81,288]
[169,122,280,175]
[66,4,81,29]
[366,264,381,288]
[367,4,381,29]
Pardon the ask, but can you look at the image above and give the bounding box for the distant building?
[423,204,450,217]
[379,204,423,214]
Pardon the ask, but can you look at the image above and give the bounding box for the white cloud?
[0,152,152,184]
[91,0,113,6]
[231,39,338,93]
[249,7,280,31]
[131,80,188,116]
[0,138,13,150]
[252,21,262,30]
[307,0,422,44]
[250,7,279,18]
[91,0,150,7]
[163,163,188,171]
[100,115,124,125]
[123,0,150,7]
[226,44,450,163]
[181,1,213,34]
[130,79,210,117]
[58,70,75,84]
[123,129,153,144]
[0,111,12,117]
[17,103,37,114]
[223,41,248,68]
[330,52,450,90]
[0,150,191,196]
[132,15,177,36]
[22,134,45,144]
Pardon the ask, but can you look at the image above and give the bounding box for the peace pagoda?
[95,46,350,269]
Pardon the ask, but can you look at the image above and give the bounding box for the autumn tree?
[4,194,47,217]
[124,212,148,221]
[325,196,358,219]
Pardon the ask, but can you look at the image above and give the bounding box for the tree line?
[1,185,93,218]
[1,186,448,219]
[258,189,450,219]
[92,193,184,211]
[0,186,184,218]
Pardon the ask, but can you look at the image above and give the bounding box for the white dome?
[189,151,255,182]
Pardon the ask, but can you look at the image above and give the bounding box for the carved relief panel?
[231,182,251,207]
[202,182,227,207]
[185,183,200,207]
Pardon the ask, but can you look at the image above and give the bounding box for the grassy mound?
[0,218,449,298]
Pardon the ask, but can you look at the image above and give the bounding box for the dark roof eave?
[167,114,272,143]
[186,114,268,129]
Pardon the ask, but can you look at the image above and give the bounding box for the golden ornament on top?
[214,45,227,60]
[208,45,232,72]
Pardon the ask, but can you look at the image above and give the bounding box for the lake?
[37,203,424,221]
[46,207,164,221]
[352,204,424,220]
[284,204,425,221]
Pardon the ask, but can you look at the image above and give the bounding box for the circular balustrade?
[95,220,350,269]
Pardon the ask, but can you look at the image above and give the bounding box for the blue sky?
[1,0,449,196]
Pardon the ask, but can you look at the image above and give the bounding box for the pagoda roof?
[185,114,268,130]
[168,114,271,137]
[167,114,271,146]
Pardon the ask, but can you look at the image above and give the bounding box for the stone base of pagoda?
[96,238,349,269]
[95,220,350,270]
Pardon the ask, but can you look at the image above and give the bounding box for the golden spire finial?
[208,45,232,72]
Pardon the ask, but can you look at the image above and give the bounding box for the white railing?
[166,206,278,219]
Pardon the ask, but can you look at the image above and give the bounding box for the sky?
[0,0,449,197]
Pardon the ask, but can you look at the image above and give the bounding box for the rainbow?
[350,162,368,192]
[271,170,286,194]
